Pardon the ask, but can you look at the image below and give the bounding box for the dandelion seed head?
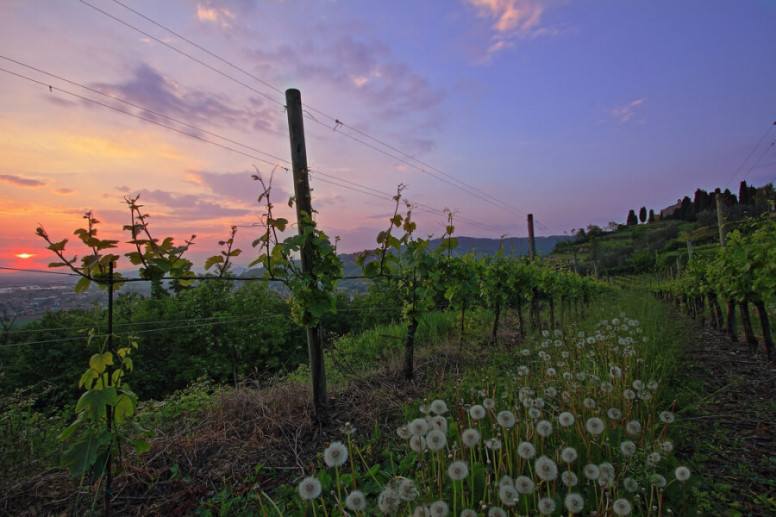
[623,389,636,400]
[488,507,507,517]
[620,440,637,457]
[536,420,553,437]
[586,417,605,435]
[583,397,597,409]
[323,441,348,467]
[647,452,662,466]
[426,429,447,451]
[528,407,542,419]
[534,455,558,481]
[409,418,428,437]
[561,446,578,463]
[613,498,632,516]
[498,484,518,505]
[429,399,448,415]
[397,424,411,439]
[558,411,575,427]
[660,440,674,453]
[345,490,367,511]
[565,492,585,512]
[651,473,667,488]
[583,463,600,480]
[608,407,623,420]
[298,476,322,500]
[409,435,426,453]
[517,441,535,460]
[561,470,578,487]
[469,405,486,420]
[486,437,502,450]
[460,510,477,517]
[515,475,534,494]
[378,487,400,513]
[429,500,449,517]
[447,460,469,481]
[398,478,419,501]
[623,477,639,492]
[483,397,496,410]
[626,420,642,436]
[498,475,514,487]
[497,410,516,428]
[429,415,447,433]
[532,397,546,409]
[461,428,480,447]
[538,497,556,515]
[659,411,675,424]
[675,466,691,481]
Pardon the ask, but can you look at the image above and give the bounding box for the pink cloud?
[610,98,647,123]
[0,174,45,187]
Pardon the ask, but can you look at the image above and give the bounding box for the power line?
[725,121,776,188]
[77,0,285,109]
[0,57,288,169]
[81,0,531,225]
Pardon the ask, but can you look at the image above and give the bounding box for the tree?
[638,206,647,224]
[648,209,656,223]
[626,209,638,226]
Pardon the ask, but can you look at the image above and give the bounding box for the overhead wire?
[725,121,776,189]
[80,0,532,233]
[0,65,284,168]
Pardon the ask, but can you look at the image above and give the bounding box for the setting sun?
[15,253,34,259]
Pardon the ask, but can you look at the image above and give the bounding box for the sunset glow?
[0,1,774,269]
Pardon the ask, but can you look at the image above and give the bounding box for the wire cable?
[725,121,776,188]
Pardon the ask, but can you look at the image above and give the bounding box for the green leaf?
[78,368,99,389]
[74,276,91,293]
[89,351,114,373]
[132,437,151,455]
[75,387,118,421]
[204,255,224,270]
[114,393,136,424]
[61,430,111,477]
[47,239,68,252]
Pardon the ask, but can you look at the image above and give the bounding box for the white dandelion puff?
[534,455,558,481]
[625,420,642,436]
[583,463,600,480]
[409,435,426,453]
[561,470,578,487]
[517,441,535,460]
[488,508,507,517]
[497,410,516,428]
[409,418,428,437]
[620,440,637,457]
[483,397,496,410]
[378,487,400,514]
[586,417,605,435]
[675,466,691,481]
[536,420,553,437]
[538,497,556,515]
[612,498,632,516]
[498,484,518,505]
[298,476,322,500]
[426,429,447,451]
[515,475,534,494]
[564,492,584,513]
[345,490,367,511]
[398,479,419,501]
[469,405,486,420]
[659,410,675,424]
[607,407,623,420]
[429,399,448,415]
[558,411,575,427]
[461,428,480,447]
[560,446,578,463]
[428,500,449,517]
[651,473,667,488]
[447,460,469,481]
[323,441,348,467]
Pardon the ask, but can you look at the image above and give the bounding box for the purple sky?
[1,0,775,270]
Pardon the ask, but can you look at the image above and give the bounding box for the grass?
[3,287,761,515]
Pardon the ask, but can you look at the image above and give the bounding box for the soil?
[675,324,776,516]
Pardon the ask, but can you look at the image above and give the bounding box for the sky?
[1,0,775,273]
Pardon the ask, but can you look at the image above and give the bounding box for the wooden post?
[527,214,536,259]
[285,88,328,424]
[716,192,726,247]
[686,241,693,261]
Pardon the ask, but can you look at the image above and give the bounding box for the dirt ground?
[675,324,776,516]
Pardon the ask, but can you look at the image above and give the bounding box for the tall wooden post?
[527,214,536,259]
[716,192,726,247]
[285,88,328,424]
